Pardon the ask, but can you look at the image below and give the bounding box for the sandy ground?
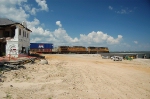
[0,54,150,99]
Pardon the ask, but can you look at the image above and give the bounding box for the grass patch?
[3,92,12,99]
[26,77,31,80]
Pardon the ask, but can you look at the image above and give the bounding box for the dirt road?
[0,54,150,99]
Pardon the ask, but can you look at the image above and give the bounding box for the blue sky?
[0,0,150,51]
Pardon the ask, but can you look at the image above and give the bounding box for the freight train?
[30,43,109,54]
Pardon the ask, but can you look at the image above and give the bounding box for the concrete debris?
[39,59,48,65]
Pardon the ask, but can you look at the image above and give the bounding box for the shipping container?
[30,43,53,49]
[30,43,53,53]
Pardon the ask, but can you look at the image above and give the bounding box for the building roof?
[0,18,32,32]
[0,18,19,26]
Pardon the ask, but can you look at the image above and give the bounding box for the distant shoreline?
[101,51,150,59]
[109,51,150,53]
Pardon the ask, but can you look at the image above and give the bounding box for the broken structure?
[0,18,32,57]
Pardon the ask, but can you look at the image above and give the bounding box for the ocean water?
[101,51,150,59]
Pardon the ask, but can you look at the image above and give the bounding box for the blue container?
[30,43,53,49]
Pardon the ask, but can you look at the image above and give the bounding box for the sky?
[0,0,150,51]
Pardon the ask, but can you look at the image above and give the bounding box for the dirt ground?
[0,54,150,99]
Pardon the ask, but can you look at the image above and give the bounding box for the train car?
[68,46,87,54]
[98,47,109,53]
[88,47,109,54]
[57,46,69,54]
[87,47,97,54]
[30,43,53,53]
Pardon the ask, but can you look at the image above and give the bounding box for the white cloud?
[30,26,50,36]
[0,0,123,49]
[27,18,40,27]
[108,6,113,10]
[29,20,123,46]
[24,0,49,15]
[29,23,79,46]
[109,6,134,14]
[0,4,29,22]
[115,7,133,14]
[35,0,48,11]
[116,9,127,14]
[0,0,27,6]
[56,21,62,27]
[0,0,49,22]
[31,8,37,15]
[24,4,30,11]
[1,0,149,51]
[24,4,37,15]
[107,35,122,44]
[79,31,122,45]
[134,41,138,44]
[52,27,79,44]
[31,37,41,42]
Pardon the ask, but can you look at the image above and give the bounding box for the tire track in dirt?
[1,54,150,99]
[66,59,150,99]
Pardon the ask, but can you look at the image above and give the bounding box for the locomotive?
[57,46,109,54]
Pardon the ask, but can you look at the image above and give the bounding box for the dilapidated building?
[0,18,32,57]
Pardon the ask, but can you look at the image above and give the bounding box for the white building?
[0,18,32,57]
